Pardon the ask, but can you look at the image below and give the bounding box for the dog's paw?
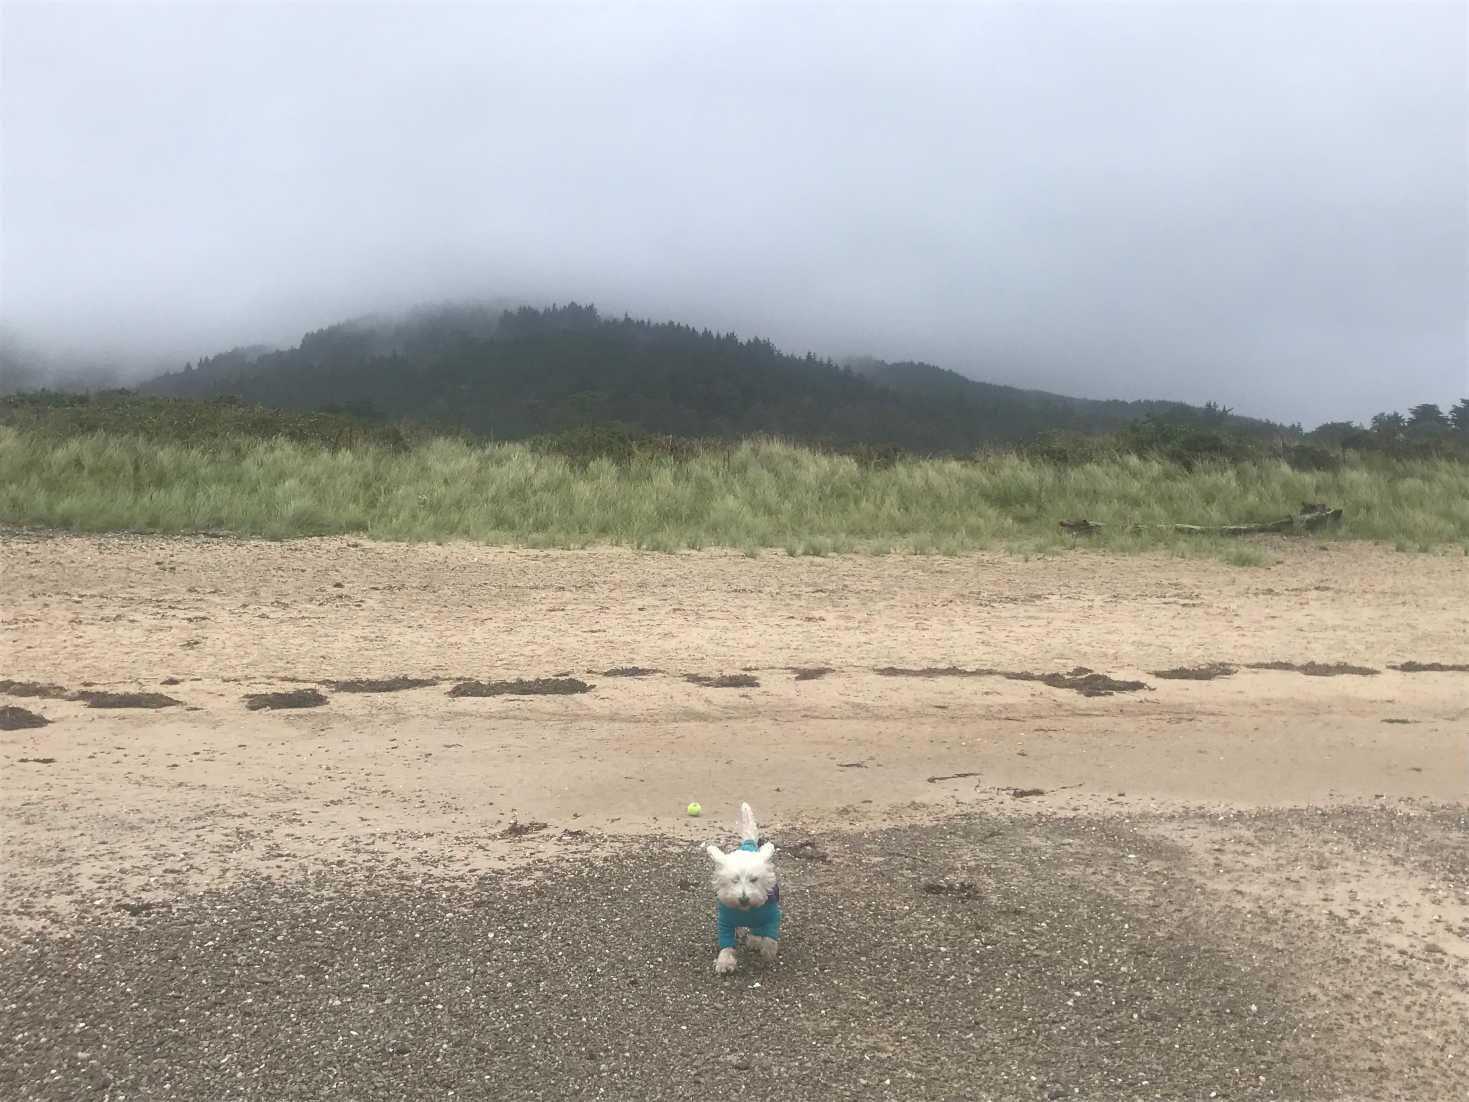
[750,935,779,961]
[714,948,738,974]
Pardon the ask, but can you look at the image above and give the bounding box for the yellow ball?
[687,802,702,817]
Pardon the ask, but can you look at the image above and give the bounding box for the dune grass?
[2,426,1466,557]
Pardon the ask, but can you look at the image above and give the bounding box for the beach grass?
[2,426,1465,556]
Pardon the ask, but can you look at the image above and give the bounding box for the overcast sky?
[2,2,1464,426]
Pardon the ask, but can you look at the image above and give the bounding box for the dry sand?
[2,532,1466,1099]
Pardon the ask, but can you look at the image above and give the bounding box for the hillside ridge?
[130,302,1286,451]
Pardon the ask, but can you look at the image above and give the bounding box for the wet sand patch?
[327,676,440,693]
[685,673,760,688]
[0,679,71,699]
[1246,660,1378,676]
[448,677,593,697]
[790,666,833,681]
[1152,662,1238,680]
[0,705,50,730]
[877,665,1150,696]
[76,690,182,709]
[244,688,329,710]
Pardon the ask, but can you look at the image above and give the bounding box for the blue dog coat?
[716,840,782,950]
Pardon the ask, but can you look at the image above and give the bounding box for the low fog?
[1,4,1464,426]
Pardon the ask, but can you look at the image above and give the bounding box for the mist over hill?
[139,303,1287,452]
[0,328,148,394]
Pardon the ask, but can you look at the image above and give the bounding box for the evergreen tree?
[1406,403,1449,437]
[1370,410,1406,435]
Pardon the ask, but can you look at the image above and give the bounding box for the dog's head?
[706,841,777,910]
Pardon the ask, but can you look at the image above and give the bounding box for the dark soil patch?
[1009,787,1048,798]
[1246,661,1379,677]
[0,679,71,699]
[1390,661,1469,673]
[1381,718,1415,725]
[76,691,182,709]
[244,689,329,710]
[1009,669,1150,696]
[0,706,50,730]
[875,665,999,677]
[921,879,979,898]
[499,820,548,839]
[448,678,593,697]
[684,673,760,689]
[1151,663,1238,680]
[327,677,440,693]
[114,901,167,916]
[17,756,57,763]
[784,840,830,863]
[603,667,660,677]
[791,667,833,681]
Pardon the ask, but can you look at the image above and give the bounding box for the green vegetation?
[3,393,1465,557]
[0,388,427,451]
[138,303,1296,451]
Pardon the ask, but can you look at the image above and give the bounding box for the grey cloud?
[2,3,1463,424]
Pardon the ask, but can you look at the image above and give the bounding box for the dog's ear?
[758,842,776,861]
[705,844,727,863]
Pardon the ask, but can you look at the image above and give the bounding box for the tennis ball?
[687,802,702,817]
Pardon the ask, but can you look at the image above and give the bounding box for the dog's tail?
[740,802,759,844]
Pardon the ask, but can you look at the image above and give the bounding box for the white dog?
[706,802,781,974]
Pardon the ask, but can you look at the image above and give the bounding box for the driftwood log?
[1061,504,1342,536]
[1298,505,1344,530]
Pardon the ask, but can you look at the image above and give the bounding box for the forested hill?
[142,303,1285,451]
[841,357,1278,443]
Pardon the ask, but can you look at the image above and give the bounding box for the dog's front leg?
[746,935,779,961]
[714,947,738,974]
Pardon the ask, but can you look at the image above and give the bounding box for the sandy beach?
[3,533,1466,1099]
